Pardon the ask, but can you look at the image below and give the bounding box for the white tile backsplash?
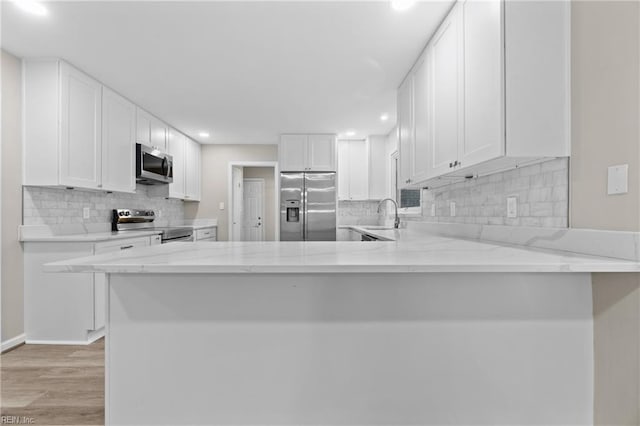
[23,185,184,226]
[409,158,569,228]
[337,200,383,226]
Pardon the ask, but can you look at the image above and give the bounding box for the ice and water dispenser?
[285,200,300,223]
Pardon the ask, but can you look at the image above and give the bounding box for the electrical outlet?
[507,197,517,218]
[157,210,162,218]
[430,204,436,217]
[450,202,456,217]
[83,207,90,219]
[219,202,225,210]
[608,164,629,195]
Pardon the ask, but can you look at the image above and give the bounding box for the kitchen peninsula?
[46,234,640,426]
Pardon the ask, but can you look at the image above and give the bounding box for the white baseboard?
[1,333,26,352]
[26,328,104,346]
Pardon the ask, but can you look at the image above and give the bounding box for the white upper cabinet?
[168,128,186,199]
[397,75,414,187]
[184,138,201,201]
[411,53,432,184]
[102,87,136,193]
[337,139,369,201]
[307,134,336,171]
[279,134,308,171]
[167,131,201,202]
[23,59,202,195]
[279,134,336,171]
[136,108,152,147]
[24,60,103,189]
[397,0,570,187]
[59,62,103,189]
[428,5,463,179]
[460,0,504,167]
[137,108,168,152]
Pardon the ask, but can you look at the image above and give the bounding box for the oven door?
[136,144,174,184]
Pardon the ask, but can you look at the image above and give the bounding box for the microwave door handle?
[161,157,168,177]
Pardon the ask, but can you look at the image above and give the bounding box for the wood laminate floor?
[1,339,104,425]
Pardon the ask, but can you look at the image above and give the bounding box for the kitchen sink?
[361,225,396,231]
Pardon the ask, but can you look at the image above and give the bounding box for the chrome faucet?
[377,198,400,229]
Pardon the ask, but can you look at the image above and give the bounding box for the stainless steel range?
[112,209,193,243]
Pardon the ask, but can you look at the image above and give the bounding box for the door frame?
[227,161,280,241]
[242,178,266,241]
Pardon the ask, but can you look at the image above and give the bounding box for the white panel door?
[231,166,244,241]
[429,5,463,178]
[102,87,136,193]
[59,62,102,189]
[308,134,336,171]
[242,179,265,241]
[397,75,414,187]
[136,108,152,147]
[412,53,431,183]
[185,138,201,201]
[348,139,369,200]
[168,129,186,199]
[462,0,504,167]
[279,135,307,171]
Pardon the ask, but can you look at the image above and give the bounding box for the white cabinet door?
[428,5,463,178]
[337,139,369,200]
[308,134,336,171]
[397,75,414,187]
[136,108,152,147]
[412,53,431,183]
[337,141,350,200]
[102,87,136,193]
[348,139,369,200]
[150,116,168,151]
[462,0,504,167]
[280,135,308,171]
[59,62,102,189]
[93,236,150,330]
[368,135,387,200]
[168,128,186,199]
[185,138,201,201]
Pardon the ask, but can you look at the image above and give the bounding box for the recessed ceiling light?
[345,130,356,137]
[380,114,389,122]
[11,0,48,16]
[198,132,210,138]
[390,0,416,12]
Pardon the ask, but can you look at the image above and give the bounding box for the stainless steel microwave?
[136,144,173,185]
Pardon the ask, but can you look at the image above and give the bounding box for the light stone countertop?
[20,229,162,243]
[44,236,640,274]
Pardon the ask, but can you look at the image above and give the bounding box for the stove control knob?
[118,211,124,217]
[125,211,130,216]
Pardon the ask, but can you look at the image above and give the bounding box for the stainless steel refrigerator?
[280,172,336,241]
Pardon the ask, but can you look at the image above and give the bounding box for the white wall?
[1,50,24,347]
[184,144,278,241]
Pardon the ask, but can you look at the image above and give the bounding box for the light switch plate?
[608,164,629,195]
[507,197,517,218]
[450,202,456,217]
[82,207,90,219]
[219,202,225,210]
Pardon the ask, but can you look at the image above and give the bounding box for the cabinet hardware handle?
[120,245,134,250]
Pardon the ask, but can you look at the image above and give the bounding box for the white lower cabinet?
[194,227,217,241]
[24,236,153,344]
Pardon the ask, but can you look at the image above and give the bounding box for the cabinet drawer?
[196,228,217,241]
[150,234,162,245]
[95,237,150,254]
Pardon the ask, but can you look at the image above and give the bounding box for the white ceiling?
[2,1,454,144]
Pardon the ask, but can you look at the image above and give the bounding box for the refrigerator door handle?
[303,179,308,241]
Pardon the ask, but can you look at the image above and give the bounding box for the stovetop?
[112,209,193,241]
